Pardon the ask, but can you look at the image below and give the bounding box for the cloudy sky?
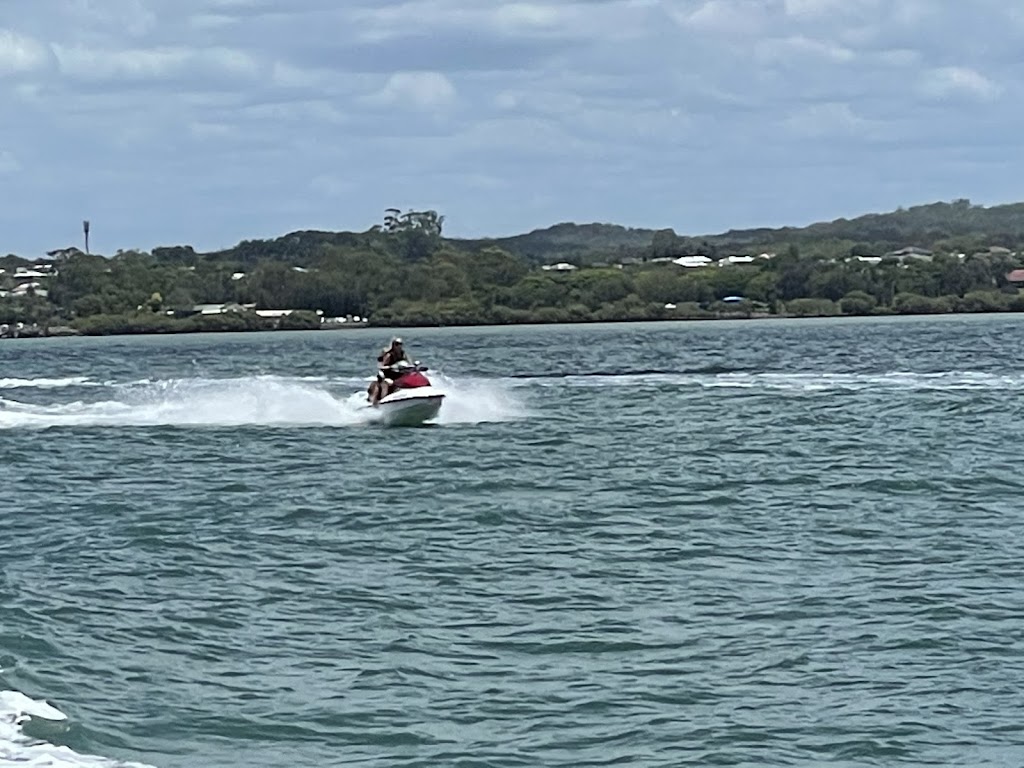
[0,0,1020,256]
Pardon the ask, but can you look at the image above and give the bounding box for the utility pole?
[83,220,90,255]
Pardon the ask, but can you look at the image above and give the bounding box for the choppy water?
[2,316,1024,767]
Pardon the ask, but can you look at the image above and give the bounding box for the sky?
[0,0,1021,256]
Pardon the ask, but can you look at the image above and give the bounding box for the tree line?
[1,202,1023,335]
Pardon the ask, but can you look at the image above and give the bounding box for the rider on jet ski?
[369,337,409,405]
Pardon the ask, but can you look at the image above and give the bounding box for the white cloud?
[874,48,921,67]
[784,0,845,17]
[0,0,1021,253]
[189,13,239,29]
[239,99,350,127]
[674,0,770,36]
[350,0,651,44]
[367,71,456,110]
[206,0,265,9]
[270,61,334,89]
[921,66,1002,102]
[755,35,855,64]
[494,87,583,116]
[61,0,158,38]
[0,29,51,76]
[783,102,877,140]
[783,0,880,19]
[890,0,932,26]
[494,3,565,31]
[52,45,260,82]
[53,45,185,81]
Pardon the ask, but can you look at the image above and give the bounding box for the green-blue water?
[2,317,1024,767]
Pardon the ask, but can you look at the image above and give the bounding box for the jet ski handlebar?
[382,360,429,375]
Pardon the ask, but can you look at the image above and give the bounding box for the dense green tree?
[650,229,680,259]
[3,201,1024,334]
[840,291,877,316]
[634,270,679,304]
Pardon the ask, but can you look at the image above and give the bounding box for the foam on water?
[0,690,152,768]
[431,372,531,424]
[0,374,525,429]
[709,371,1024,391]
[514,369,1024,392]
[0,369,1004,429]
[0,376,96,389]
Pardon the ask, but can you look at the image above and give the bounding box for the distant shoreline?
[6,307,1024,340]
[4,198,1022,343]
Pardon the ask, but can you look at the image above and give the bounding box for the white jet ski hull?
[372,386,445,426]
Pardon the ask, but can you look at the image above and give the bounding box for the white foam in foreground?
[0,689,68,724]
[0,374,526,429]
[0,690,154,768]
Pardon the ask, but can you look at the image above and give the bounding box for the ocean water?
[2,316,1024,767]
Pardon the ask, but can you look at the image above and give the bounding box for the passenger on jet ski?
[369,337,410,405]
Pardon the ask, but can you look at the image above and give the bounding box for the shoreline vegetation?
[4,199,1024,337]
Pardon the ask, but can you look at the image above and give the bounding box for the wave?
[0,374,525,429]
[713,371,1024,391]
[0,376,97,389]
[0,368,1009,429]
[429,373,530,424]
[511,370,1024,392]
[507,364,755,379]
[0,689,153,768]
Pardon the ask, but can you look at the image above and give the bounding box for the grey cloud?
[286,33,580,75]
[0,0,1022,254]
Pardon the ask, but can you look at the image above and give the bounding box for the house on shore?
[184,303,253,316]
[2,263,58,298]
[672,255,713,268]
[11,282,47,298]
[322,315,369,328]
[1005,269,1024,286]
[885,246,934,263]
[718,254,756,267]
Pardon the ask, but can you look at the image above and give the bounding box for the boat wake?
[509,369,1024,392]
[0,374,525,429]
[0,689,152,768]
[0,376,97,389]
[1,368,1001,430]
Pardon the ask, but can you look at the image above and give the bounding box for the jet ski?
[369,360,445,426]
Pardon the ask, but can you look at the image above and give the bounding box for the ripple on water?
[3,320,1024,766]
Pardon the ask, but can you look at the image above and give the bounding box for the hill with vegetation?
[463,198,1024,264]
[3,200,1024,336]
[457,222,657,265]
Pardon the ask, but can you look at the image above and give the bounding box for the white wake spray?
[0,376,96,389]
[0,373,527,429]
[0,689,153,768]
[507,369,1024,392]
